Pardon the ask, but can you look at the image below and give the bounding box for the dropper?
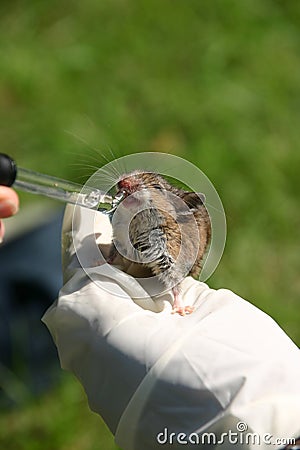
[0,153,115,213]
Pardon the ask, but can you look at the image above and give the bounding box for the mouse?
[107,170,211,316]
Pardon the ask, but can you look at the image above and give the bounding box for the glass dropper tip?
[0,153,113,212]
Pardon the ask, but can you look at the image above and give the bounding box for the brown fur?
[109,171,211,285]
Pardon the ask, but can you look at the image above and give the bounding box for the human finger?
[0,186,19,218]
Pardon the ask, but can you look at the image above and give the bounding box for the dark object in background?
[0,210,64,408]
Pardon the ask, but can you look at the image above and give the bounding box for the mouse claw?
[171,305,195,316]
[171,288,195,316]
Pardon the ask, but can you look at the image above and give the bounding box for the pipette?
[0,153,116,213]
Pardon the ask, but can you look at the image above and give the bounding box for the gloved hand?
[42,205,300,450]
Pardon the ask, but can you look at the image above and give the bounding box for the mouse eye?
[152,184,163,190]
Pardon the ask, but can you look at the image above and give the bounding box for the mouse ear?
[182,192,206,209]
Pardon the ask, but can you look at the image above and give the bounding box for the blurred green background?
[0,0,299,449]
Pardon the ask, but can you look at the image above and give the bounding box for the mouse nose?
[118,178,131,192]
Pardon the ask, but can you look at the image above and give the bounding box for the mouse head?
[116,171,167,197]
[115,171,207,213]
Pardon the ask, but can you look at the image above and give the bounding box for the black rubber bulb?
[0,154,17,187]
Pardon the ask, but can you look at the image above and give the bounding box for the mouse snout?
[118,178,130,192]
[117,177,138,195]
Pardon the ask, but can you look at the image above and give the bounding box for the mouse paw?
[171,305,194,316]
[171,287,194,316]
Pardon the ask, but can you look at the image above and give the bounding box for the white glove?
[42,205,300,450]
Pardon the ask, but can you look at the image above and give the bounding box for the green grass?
[0,0,300,448]
[0,373,120,450]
